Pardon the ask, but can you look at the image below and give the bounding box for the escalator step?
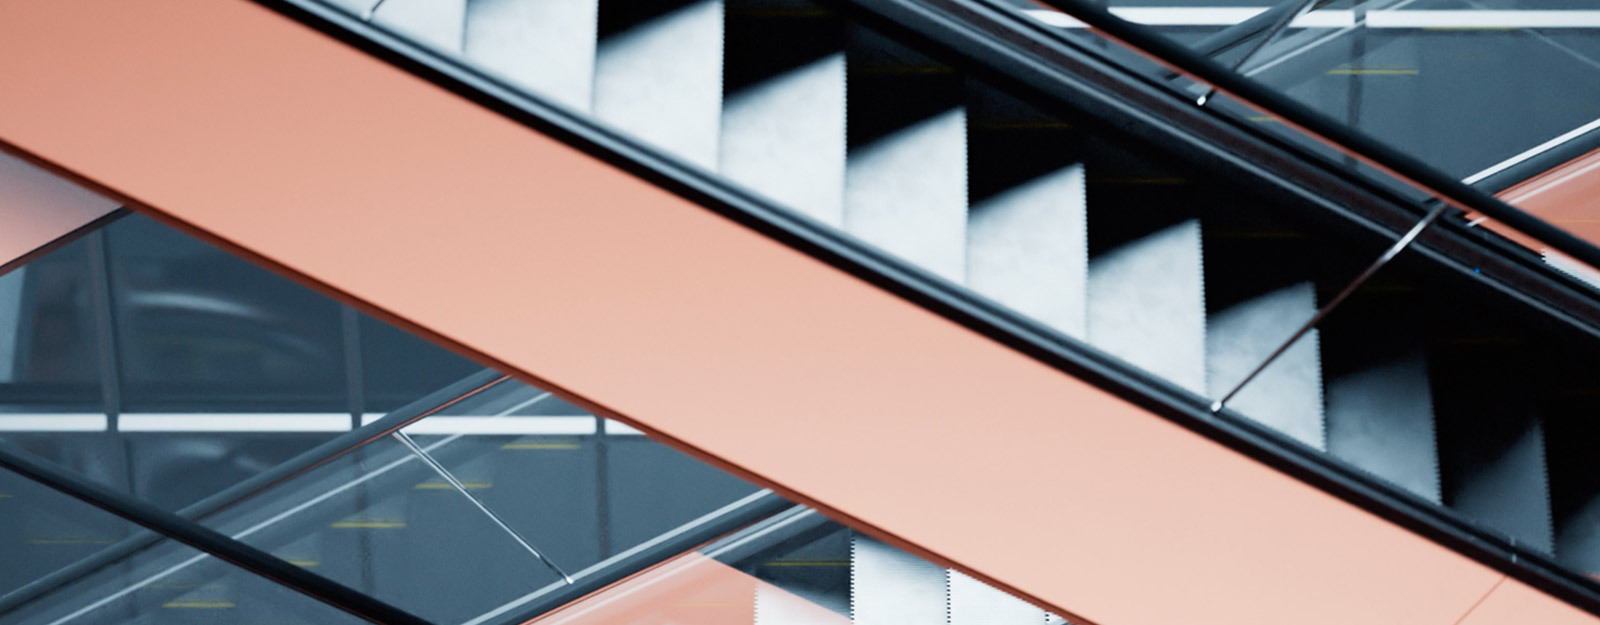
[1326,345,1442,503]
[844,108,969,282]
[1087,219,1207,394]
[594,0,725,169]
[850,534,945,625]
[465,0,599,111]
[948,569,1047,625]
[967,162,1089,339]
[722,54,848,225]
[1206,282,1325,449]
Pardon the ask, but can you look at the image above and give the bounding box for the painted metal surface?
[1497,147,1600,252]
[0,1,1568,623]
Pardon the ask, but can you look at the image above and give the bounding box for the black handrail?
[0,444,431,625]
[0,368,508,616]
[1022,0,1600,272]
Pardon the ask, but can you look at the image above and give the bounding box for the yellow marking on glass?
[162,602,236,609]
[330,520,406,529]
[28,538,109,545]
[414,481,492,490]
[1326,68,1419,75]
[500,442,581,450]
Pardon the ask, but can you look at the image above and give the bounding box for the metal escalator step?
[594,0,725,169]
[1087,219,1207,394]
[755,581,853,625]
[1452,417,1555,554]
[850,534,946,625]
[967,163,1088,339]
[948,569,1046,625]
[1206,282,1325,449]
[1326,346,1442,503]
[371,0,467,52]
[844,108,968,282]
[465,0,598,111]
[721,54,847,225]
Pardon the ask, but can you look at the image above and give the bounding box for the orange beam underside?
[0,1,1584,624]
[1498,147,1600,248]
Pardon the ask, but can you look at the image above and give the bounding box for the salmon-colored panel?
[530,552,848,625]
[1499,148,1600,249]
[1459,579,1600,625]
[0,150,118,268]
[0,1,1532,624]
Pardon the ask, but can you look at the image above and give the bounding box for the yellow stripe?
[28,538,109,545]
[414,481,492,490]
[501,442,581,450]
[330,520,406,529]
[761,560,851,567]
[1326,68,1419,75]
[163,602,236,609]
[1247,116,1280,123]
[286,560,321,567]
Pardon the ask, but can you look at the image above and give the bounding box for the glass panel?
[0,235,103,416]
[196,378,761,625]
[0,461,370,625]
[360,311,480,413]
[105,214,347,413]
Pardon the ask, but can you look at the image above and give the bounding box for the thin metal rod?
[1211,201,1452,413]
[391,429,575,584]
[362,0,386,21]
[1197,0,1320,106]
[0,444,431,625]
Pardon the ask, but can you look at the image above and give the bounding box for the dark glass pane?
[0,235,102,415]
[359,312,479,413]
[105,214,347,413]
[0,462,131,598]
[0,462,370,625]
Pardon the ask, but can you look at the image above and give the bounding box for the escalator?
[8,0,1600,622]
[305,0,1600,587]
[0,372,1069,625]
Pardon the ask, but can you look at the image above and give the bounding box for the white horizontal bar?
[0,413,108,432]
[1368,10,1600,29]
[603,419,646,436]
[361,414,597,435]
[1025,7,1600,29]
[119,413,352,433]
